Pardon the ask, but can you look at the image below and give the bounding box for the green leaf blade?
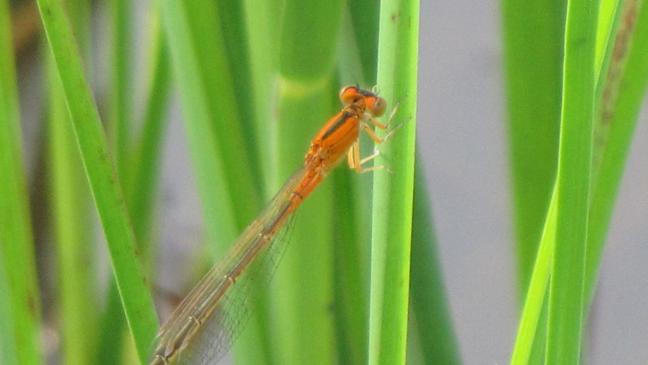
[36,1,159,362]
[546,0,598,363]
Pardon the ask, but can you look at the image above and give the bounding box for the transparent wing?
[151,168,307,365]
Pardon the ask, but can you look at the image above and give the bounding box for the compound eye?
[339,85,361,105]
[367,97,386,117]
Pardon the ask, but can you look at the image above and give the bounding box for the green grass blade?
[178,0,263,223]
[592,0,629,170]
[500,1,564,360]
[36,1,159,362]
[210,3,272,363]
[237,41,281,365]
[0,2,42,364]
[510,1,648,362]
[408,159,462,365]
[243,0,281,196]
[127,17,171,253]
[368,0,419,363]
[585,0,648,303]
[47,39,98,365]
[109,0,132,175]
[545,0,598,363]
[338,6,369,86]
[161,2,272,362]
[595,0,622,76]
[160,0,261,255]
[347,0,380,85]
[48,75,98,365]
[95,8,171,364]
[216,0,258,162]
[510,187,557,365]
[46,2,98,364]
[500,0,563,298]
[95,286,128,365]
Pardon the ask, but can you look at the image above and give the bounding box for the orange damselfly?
[150,85,397,365]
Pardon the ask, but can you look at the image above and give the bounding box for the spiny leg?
[366,101,399,129]
[360,150,380,165]
[360,122,384,144]
[364,104,404,145]
[360,121,403,148]
[347,140,388,174]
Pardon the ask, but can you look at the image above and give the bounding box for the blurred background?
[7,0,648,364]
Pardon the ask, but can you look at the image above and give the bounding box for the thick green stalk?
[331,169,369,365]
[271,1,343,364]
[368,0,419,363]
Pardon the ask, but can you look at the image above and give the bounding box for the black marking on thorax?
[321,110,354,140]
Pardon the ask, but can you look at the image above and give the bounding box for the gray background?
[16,0,648,363]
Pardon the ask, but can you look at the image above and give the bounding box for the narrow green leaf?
[47,45,98,365]
[510,187,557,365]
[36,1,158,362]
[45,2,98,363]
[109,0,132,176]
[243,0,282,196]
[510,1,648,362]
[546,0,598,363]
[519,4,648,364]
[160,0,261,256]
[0,1,42,363]
[500,0,563,298]
[369,0,419,363]
[95,8,171,364]
[347,0,380,84]
[592,0,630,170]
[595,0,622,75]
[225,30,282,365]
[127,18,171,255]
[216,0,259,163]
[585,0,648,303]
